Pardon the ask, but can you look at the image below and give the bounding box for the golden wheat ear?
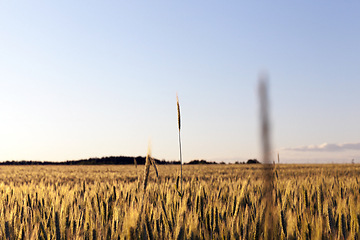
[176,92,181,131]
[143,143,151,192]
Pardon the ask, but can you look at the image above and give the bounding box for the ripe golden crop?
[0,164,359,239]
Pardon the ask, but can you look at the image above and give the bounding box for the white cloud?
[282,142,360,152]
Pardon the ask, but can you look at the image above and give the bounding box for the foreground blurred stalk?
[259,75,275,239]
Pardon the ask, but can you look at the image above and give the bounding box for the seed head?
[176,93,181,131]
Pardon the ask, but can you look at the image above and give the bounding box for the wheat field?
[0,164,359,239]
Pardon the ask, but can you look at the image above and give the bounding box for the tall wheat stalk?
[259,76,275,239]
[176,93,183,197]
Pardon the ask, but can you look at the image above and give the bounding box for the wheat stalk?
[141,142,152,213]
[258,75,275,239]
[151,158,159,180]
[176,92,183,197]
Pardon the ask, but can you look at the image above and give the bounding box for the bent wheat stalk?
[141,143,152,213]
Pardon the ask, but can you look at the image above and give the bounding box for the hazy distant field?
[0,164,359,239]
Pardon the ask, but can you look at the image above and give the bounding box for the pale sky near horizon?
[1,1,359,163]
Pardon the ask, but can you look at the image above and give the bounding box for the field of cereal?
[0,164,359,239]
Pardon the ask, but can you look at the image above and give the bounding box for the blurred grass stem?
[259,75,275,239]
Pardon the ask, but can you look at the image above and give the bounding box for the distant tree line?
[186,159,218,165]
[186,159,261,165]
[0,156,260,165]
[0,156,180,165]
[236,159,261,164]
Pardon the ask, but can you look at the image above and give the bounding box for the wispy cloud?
[282,142,360,152]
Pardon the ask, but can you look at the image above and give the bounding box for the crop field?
[0,163,359,239]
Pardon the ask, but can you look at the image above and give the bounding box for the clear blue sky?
[1,1,359,163]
